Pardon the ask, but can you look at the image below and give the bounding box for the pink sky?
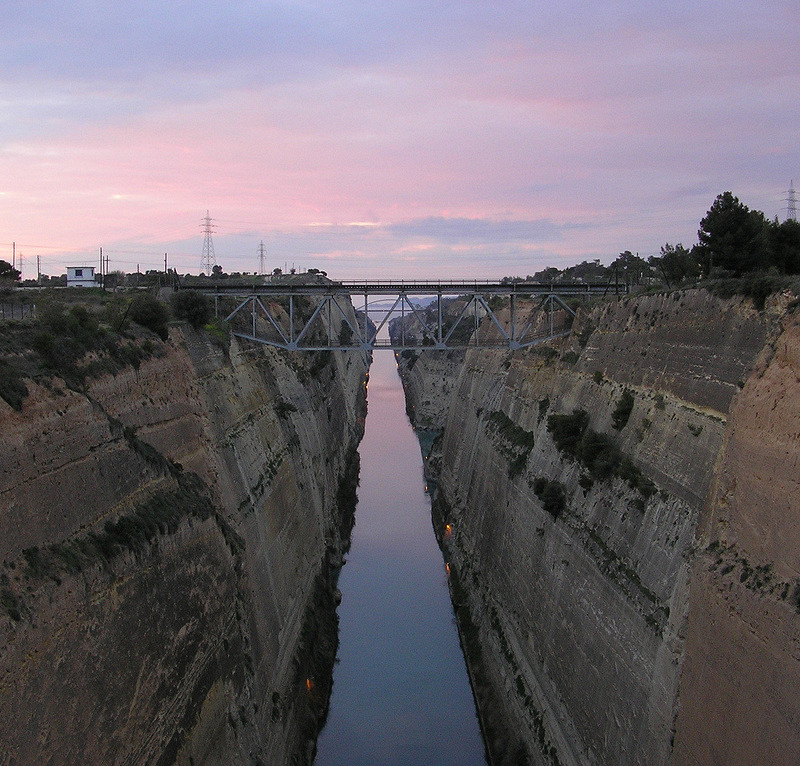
[1,1,798,280]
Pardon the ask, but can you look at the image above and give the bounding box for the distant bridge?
[192,280,625,351]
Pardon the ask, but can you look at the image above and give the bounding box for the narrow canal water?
[314,345,486,765]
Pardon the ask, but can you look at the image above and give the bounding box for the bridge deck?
[195,279,619,297]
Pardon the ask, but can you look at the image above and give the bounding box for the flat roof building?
[66,266,96,288]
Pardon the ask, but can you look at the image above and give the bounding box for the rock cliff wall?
[672,308,800,765]
[397,288,799,765]
[0,319,368,765]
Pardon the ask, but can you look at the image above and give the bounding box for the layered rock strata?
[397,288,798,765]
[0,320,368,765]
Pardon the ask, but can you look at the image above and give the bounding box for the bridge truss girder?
[215,282,613,351]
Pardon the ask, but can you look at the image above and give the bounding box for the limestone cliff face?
[672,310,800,766]
[397,288,797,765]
[0,323,368,765]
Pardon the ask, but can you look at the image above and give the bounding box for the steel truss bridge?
[194,280,624,352]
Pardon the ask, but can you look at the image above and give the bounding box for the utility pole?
[37,255,41,286]
[12,242,15,269]
[99,247,104,289]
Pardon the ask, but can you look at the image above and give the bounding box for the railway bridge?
[192,279,624,352]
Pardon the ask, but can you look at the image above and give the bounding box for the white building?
[66,266,96,288]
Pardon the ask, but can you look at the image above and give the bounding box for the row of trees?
[693,191,800,275]
[648,193,799,286]
[648,193,800,287]
[516,192,800,288]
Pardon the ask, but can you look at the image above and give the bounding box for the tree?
[562,259,609,282]
[610,251,649,286]
[170,290,212,329]
[648,243,700,287]
[129,294,170,340]
[696,192,770,274]
[0,260,21,283]
[533,266,562,283]
[769,219,800,274]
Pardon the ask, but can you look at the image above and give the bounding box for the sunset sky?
[2,1,798,280]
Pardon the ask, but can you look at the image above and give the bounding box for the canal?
[314,344,486,765]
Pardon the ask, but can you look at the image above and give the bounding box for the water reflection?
[314,340,485,765]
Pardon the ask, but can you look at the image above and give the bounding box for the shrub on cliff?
[532,477,567,518]
[611,389,635,430]
[129,294,169,340]
[32,303,103,371]
[546,409,589,458]
[0,360,28,410]
[170,290,212,329]
[709,271,792,311]
[338,320,354,346]
[547,408,655,504]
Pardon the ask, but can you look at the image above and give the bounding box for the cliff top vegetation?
[503,192,800,300]
[0,289,219,411]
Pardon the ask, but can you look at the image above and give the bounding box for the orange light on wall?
[306,678,314,693]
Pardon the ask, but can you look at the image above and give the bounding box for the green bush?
[129,294,169,340]
[561,350,579,365]
[546,409,589,458]
[488,410,536,450]
[612,389,635,430]
[338,320,354,346]
[0,360,28,410]
[547,408,655,502]
[709,272,791,311]
[275,400,298,418]
[1,589,21,621]
[25,485,215,579]
[532,477,567,518]
[170,290,212,329]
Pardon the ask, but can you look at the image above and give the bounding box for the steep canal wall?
[0,311,368,764]
[397,287,800,765]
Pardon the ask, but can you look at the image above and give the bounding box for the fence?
[0,303,36,320]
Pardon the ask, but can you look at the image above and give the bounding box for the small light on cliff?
[306,678,314,693]
[445,562,451,576]
[444,523,453,541]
